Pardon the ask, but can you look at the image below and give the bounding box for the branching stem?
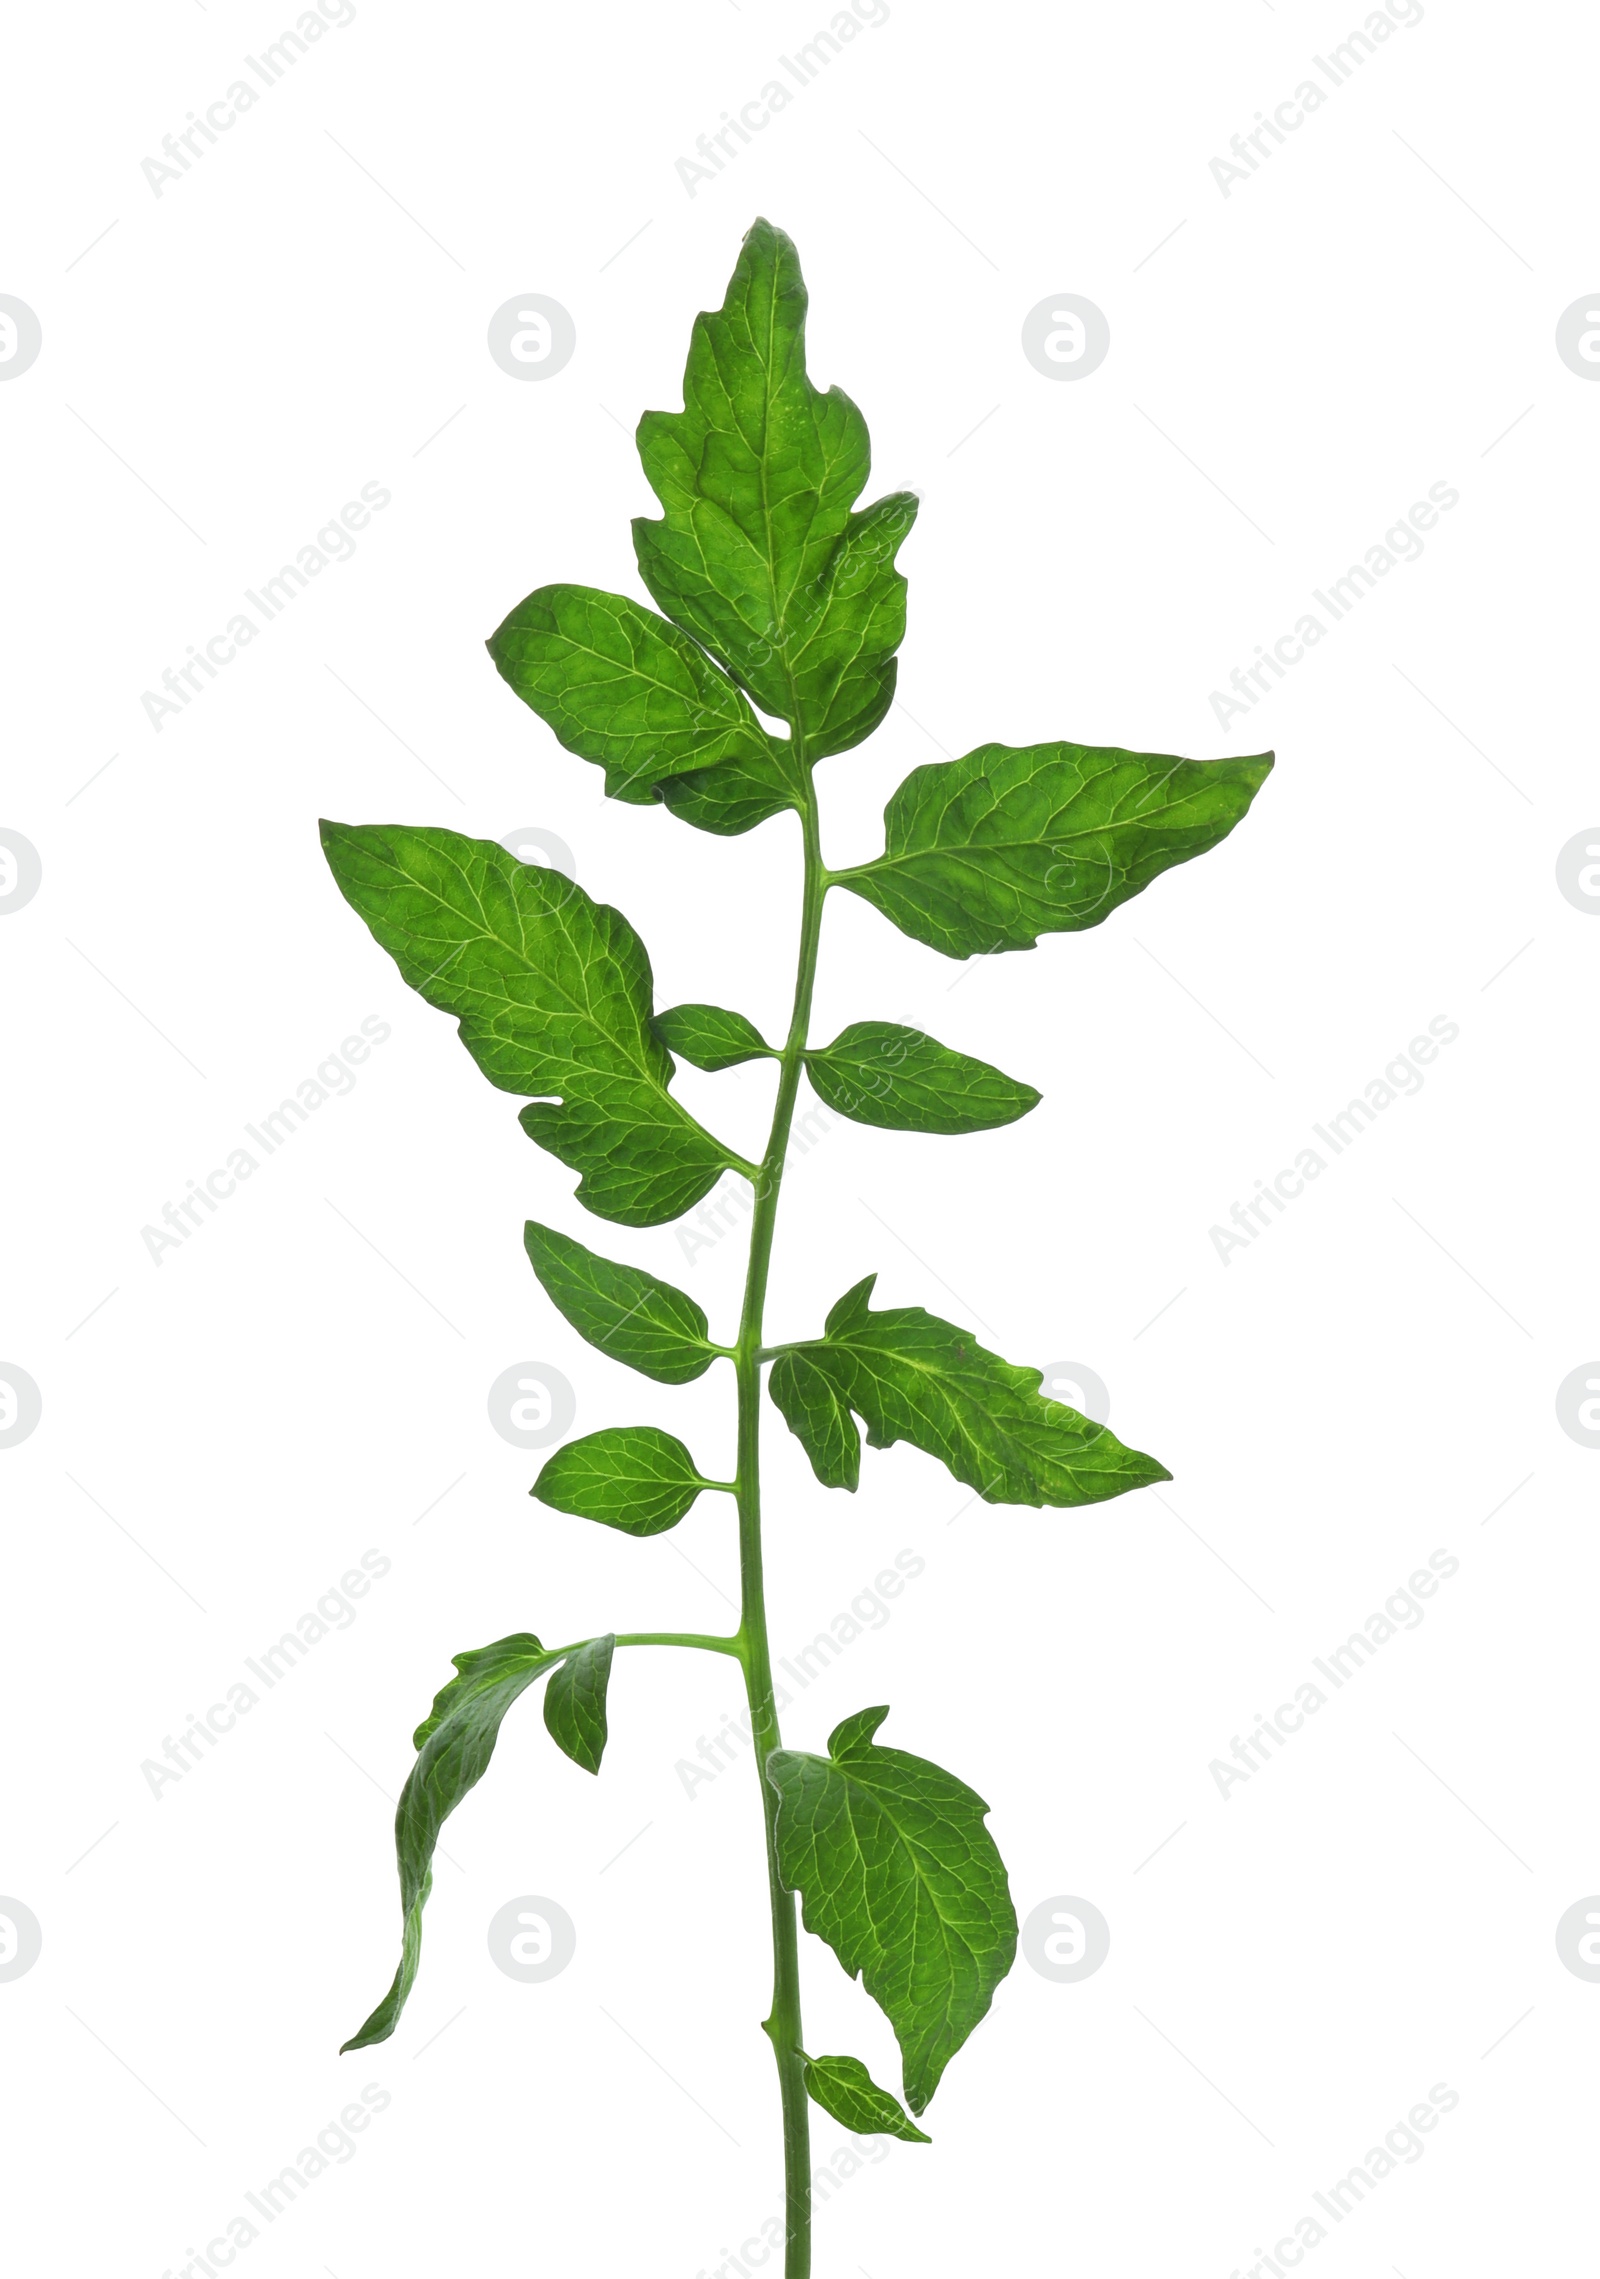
[733,772,829,2279]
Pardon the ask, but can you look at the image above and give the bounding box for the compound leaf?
[341,1632,567,2050]
[544,1633,615,1774]
[320,823,741,1226]
[654,1002,774,1071]
[768,1274,1169,1504]
[806,1022,1039,1135]
[803,2053,930,2144]
[524,1220,720,1385]
[769,1705,1017,2114]
[633,217,916,761]
[486,583,777,803]
[532,1425,712,1535]
[835,742,1273,959]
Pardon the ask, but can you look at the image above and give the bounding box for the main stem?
[734,777,828,2279]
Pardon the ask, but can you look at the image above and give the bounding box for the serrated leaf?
[654,1002,773,1071]
[835,742,1274,959]
[341,1632,567,2050]
[486,583,778,802]
[320,823,742,1226]
[532,1425,712,1535]
[769,1706,1017,2113]
[806,1022,1039,1135]
[802,2053,930,2144]
[633,217,915,760]
[544,1633,615,1773]
[524,1221,720,1384]
[768,1274,1170,1504]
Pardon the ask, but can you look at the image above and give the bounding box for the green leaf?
[802,2052,930,2144]
[654,1002,773,1071]
[320,823,743,1226]
[323,824,756,1230]
[524,1221,721,1384]
[782,488,919,758]
[768,1705,1017,2114]
[532,1425,712,1535]
[341,1632,566,2050]
[768,1274,1170,1504]
[805,1022,1039,1135]
[762,1347,862,1490]
[633,217,916,759]
[835,742,1274,959]
[654,738,808,839]
[486,583,778,803]
[544,1633,615,1773]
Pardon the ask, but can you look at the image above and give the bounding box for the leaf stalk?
[612,1630,744,1657]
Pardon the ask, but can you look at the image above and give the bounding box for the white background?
[3,2,1596,2273]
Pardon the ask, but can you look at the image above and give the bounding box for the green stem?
[612,1631,743,1657]
[735,779,828,2279]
